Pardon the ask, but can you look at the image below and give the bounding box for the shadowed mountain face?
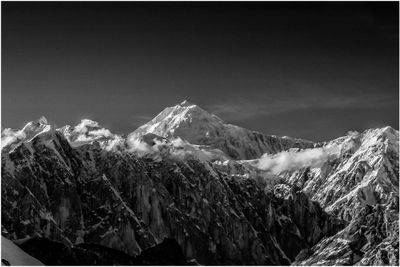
[1,102,398,265]
[14,237,189,265]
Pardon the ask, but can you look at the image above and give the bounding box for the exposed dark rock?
[292,202,399,266]
[16,236,189,265]
[133,238,189,265]
[2,259,10,266]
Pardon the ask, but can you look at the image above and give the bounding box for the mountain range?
[1,101,398,265]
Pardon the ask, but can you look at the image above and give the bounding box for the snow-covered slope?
[280,126,399,265]
[1,117,51,151]
[1,236,44,265]
[281,126,398,220]
[130,100,315,160]
[1,102,398,266]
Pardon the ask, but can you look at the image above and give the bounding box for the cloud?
[1,128,26,149]
[126,137,155,156]
[74,134,93,142]
[257,144,342,174]
[74,119,100,134]
[70,119,112,139]
[65,119,124,152]
[126,134,222,162]
[104,135,124,151]
[89,128,112,138]
[126,135,188,159]
[347,130,360,137]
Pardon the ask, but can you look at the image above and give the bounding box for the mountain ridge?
[1,101,398,265]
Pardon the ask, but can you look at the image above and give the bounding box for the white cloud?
[347,130,360,137]
[1,128,26,149]
[74,119,100,134]
[89,128,112,138]
[126,134,220,162]
[74,134,94,142]
[127,137,156,156]
[257,144,342,174]
[104,135,124,151]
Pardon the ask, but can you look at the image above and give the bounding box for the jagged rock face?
[130,101,315,160]
[279,127,399,265]
[1,132,158,255]
[281,127,398,217]
[2,105,398,266]
[293,200,399,266]
[1,127,341,265]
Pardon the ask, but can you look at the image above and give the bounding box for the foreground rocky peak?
[1,117,55,152]
[283,126,398,216]
[281,126,399,265]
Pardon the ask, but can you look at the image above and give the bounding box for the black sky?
[2,1,399,141]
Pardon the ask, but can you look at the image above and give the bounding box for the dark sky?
[2,2,399,141]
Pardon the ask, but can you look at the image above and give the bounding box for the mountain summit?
[131,101,223,140]
[130,101,314,159]
[179,99,192,107]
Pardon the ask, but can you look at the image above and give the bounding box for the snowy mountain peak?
[179,99,192,107]
[130,102,315,159]
[1,117,54,150]
[21,116,49,132]
[131,102,225,141]
[38,116,48,125]
[171,101,222,122]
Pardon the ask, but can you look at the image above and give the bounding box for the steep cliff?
[280,127,399,265]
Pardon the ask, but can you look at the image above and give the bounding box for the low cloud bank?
[257,144,342,174]
[257,130,361,174]
[126,135,221,162]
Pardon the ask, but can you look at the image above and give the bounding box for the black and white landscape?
[1,1,399,266]
[1,101,399,265]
